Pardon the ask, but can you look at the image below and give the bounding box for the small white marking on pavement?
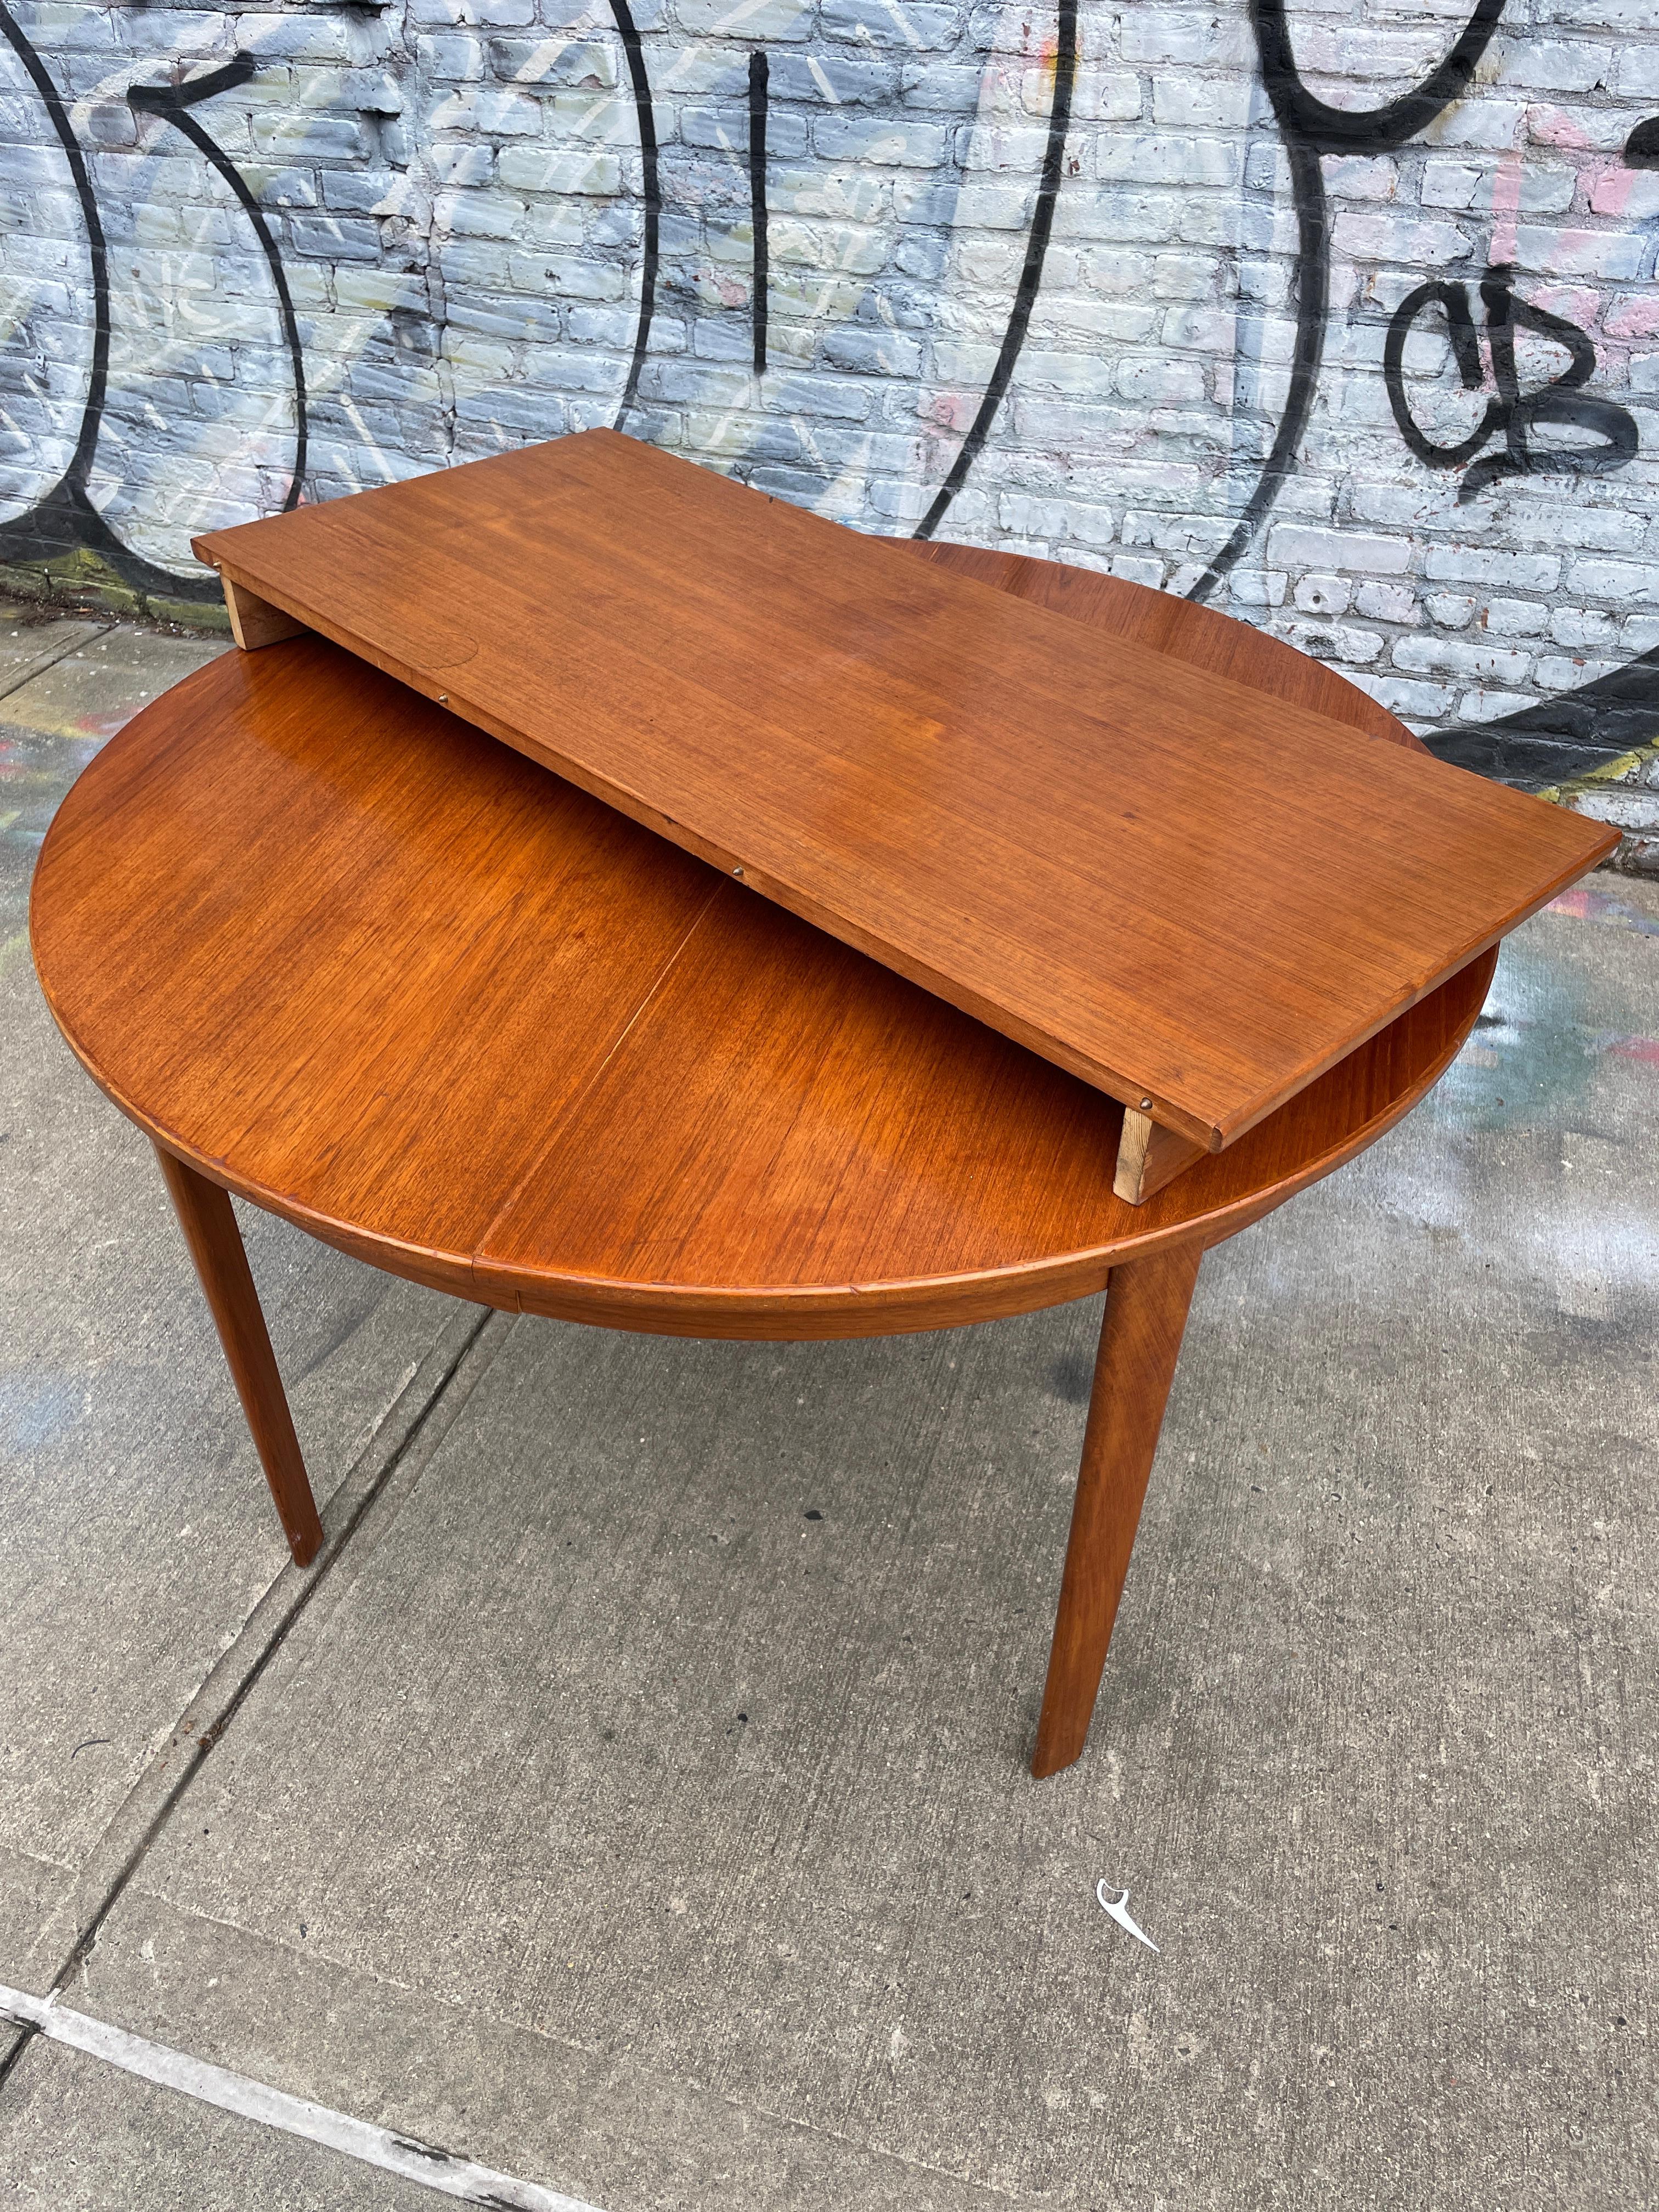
[0,1980,602,2211]
[1096,1882,1160,1953]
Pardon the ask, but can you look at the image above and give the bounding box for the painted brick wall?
[3,0,1658,858]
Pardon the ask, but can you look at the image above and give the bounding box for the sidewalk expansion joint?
[0,1301,510,2097]
[0,1978,601,2212]
[0,618,117,707]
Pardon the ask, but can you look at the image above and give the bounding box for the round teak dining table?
[29,549,1494,1780]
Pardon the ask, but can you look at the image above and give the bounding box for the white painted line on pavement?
[0,1980,604,2211]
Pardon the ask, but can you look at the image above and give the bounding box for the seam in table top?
[467,878,727,1263]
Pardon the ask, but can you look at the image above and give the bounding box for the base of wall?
[0,552,231,636]
[1549,750,1659,881]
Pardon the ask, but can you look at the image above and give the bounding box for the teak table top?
[31,635,1496,1338]
[194,430,1616,1154]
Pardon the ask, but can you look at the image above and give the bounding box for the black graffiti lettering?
[1384,268,1637,504]
[0,0,1654,785]
[1469,386,1639,496]
[1252,0,1506,156]
[1187,0,1509,604]
[1384,280,1496,467]
[748,52,770,376]
[913,0,1076,541]
[0,11,281,601]
[128,53,256,113]
[1469,276,1637,495]
[608,0,658,428]
[128,57,308,517]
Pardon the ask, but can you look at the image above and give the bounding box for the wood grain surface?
[905,539,1417,749]
[194,428,1616,1151]
[33,634,1496,1340]
[154,1143,325,1566]
[1031,1239,1204,1778]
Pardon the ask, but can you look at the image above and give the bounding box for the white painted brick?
[1569,786,1659,831]
[1058,191,1183,246]
[1361,675,1457,719]
[5,0,1658,768]
[1119,12,1251,67]
[1161,306,1235,353]
[813,117,950,167]
[1509,505,1647,554]
[1267,524,1412,575]
[1455,689,1539,721]
[1547,606,1617,648]
[237,14,353,63]
[1514,225,1645,281]
[1094,136,1241,190]
[820,0,961,49]
[1225,571,1289,609]
[1048,69,1141,122]
[1322,157,1396,201]
[1482,598,1550,639]
[1294,573,1351,617]
[1068,506,1118,549]
[1116,357,1207,405]
[250,113,376,162]
[497,145,624,195]
[1284,618,1384,664]
[116,9,224,54]
[998,493,1074,538]
[1105,554,1166,587]
[1151,80,1252,130]
[1502,36,1615,94]
[1354,582,1417,624]
[1534,654,1621,690]
[415,31,486,80]
[1392,637,1535,685]
[1566,556,1659,602]
[428,88,541,137]
[436,187,526,239]
[1425,546,1565,591]
[1331,212,1474,267]
[1051,297,1159,344]
[1618,46,1659,95]
[1419,160,1482,212]
[1429,100,1528,152]
[1298,25,1465,83]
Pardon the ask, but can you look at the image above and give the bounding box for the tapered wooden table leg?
[1031,1239,1203,1779]
[154,1144,324,1568]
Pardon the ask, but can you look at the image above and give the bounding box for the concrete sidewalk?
[1,614,1655,2210]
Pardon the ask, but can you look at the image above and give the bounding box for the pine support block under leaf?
[221,572,308,653]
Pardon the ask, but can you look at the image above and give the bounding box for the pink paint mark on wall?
[1528,106,1590,151]
[1490,138,1525,267]
[922,392,978,432]
[1608,1037,1659,1068]
[1531,284,1601,330]
[1604,296,1659,340]
[1543,228,1612,275]
[1590,166,1637,219]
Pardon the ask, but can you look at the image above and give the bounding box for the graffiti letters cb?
[1384,267,1638,504]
